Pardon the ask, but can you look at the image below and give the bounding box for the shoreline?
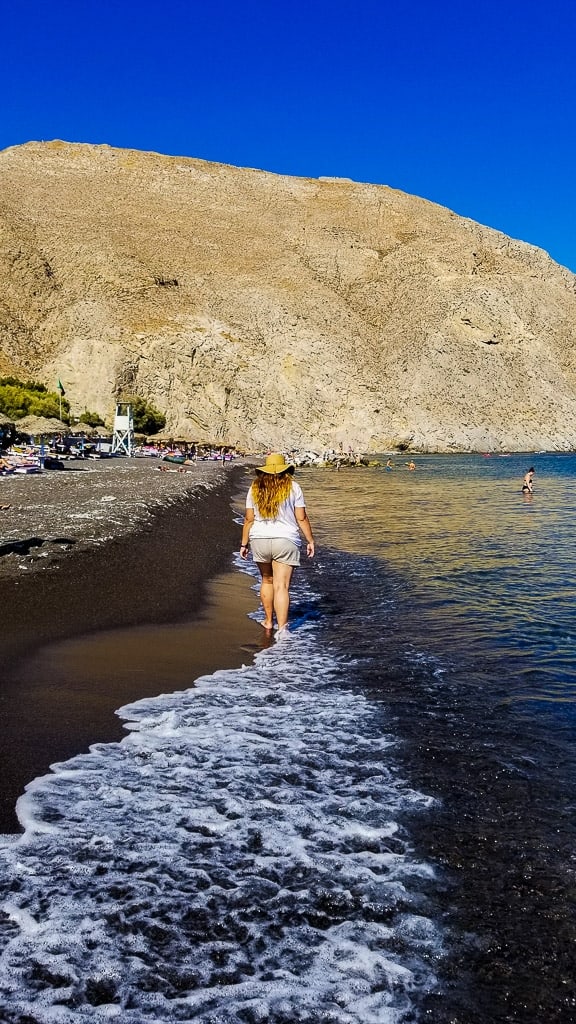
[0,459,248,660]
[0,459,263,833]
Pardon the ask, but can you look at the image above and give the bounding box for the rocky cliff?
[1,140,575,451]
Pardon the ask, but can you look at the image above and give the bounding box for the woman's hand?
[306,541,315,558]
[240,510,254,561]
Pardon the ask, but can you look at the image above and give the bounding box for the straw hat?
[256,453,294,474]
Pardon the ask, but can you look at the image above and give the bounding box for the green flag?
[57,379,66,396]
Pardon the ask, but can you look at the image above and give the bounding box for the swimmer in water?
[522,467,535,493]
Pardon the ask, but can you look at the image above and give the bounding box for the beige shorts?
[250,537,301,566]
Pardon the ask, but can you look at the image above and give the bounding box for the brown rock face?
[1,140,575,451]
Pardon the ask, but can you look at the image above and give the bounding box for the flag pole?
[57,378,65,421]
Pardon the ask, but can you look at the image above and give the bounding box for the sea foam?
[0,613,441,1022]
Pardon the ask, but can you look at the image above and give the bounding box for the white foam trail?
[0,626,442,1022]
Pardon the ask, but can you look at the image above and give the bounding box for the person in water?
[522,467,535,493]
[240,453,315,636]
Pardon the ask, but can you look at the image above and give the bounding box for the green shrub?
[120,395,166,435]
[79,410,106,427]
[0,378,70,421]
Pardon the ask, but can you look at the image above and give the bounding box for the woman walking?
[240,453,315,637]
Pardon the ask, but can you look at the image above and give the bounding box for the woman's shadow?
[0,537,77,558]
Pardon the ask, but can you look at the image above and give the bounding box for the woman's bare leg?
[256,562,274,628]
[272,562,294,630]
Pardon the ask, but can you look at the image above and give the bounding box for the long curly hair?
[251,469,294,519]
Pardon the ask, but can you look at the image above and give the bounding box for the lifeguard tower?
[111,403,134,456]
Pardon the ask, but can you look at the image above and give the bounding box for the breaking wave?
[0,617,441,1022]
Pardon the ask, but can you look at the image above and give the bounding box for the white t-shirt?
[246,480,306,545]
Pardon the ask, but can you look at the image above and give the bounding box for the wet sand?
[0,457,240,581]
[0,458,265,833]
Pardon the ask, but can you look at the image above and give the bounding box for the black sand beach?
[0,458,263,833]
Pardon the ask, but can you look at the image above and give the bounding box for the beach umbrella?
[146,432,184,443]
[146,431,173,442]
[147,430,196,443]
[68,422,97,435]
[16,415,68,436]
[173,429,197,442]
[197,439,237,450]
[0,412,16,448]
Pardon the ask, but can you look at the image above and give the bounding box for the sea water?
[1,454,576,1022]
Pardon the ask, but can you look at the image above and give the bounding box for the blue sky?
[2,0,575,271]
